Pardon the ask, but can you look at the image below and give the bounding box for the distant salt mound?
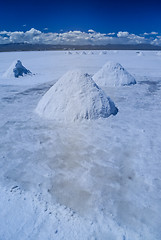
[3,60,31,78]
[93,61,136,87]
[80,51,87,55]
[136,51,144,56]
[99,51,107,55]
[35,70,118,121]
[156,51,161,56]
[88,51,94,55]
[65,51,72,55]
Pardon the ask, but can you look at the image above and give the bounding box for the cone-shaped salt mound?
[35,70,118,121]
[137,51,144,56]
[2,60,31,78]
[93,61,136,87]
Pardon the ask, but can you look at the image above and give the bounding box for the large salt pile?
[93,61,136,87]
[2,60,31,78]
[35,70,118,121]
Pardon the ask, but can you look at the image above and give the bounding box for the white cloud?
[107,32,115,36]
[144,32,158,35]
[117,31,129,37]
[150,31,158,35]
[26,28,41,35]
[0,28,160,45]
[88,29,95,33]
[151,37,161,45]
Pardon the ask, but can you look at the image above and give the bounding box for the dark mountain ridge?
[0,43,161,52]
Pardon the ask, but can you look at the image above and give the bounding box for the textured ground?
[0,50,161,240]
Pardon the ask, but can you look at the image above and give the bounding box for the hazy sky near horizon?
[1,0,161,34]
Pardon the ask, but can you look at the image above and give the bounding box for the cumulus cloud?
[151,32,158,35]
[88,29,95,33]
[117,31,129,37]
[144,31,158,35]
[107,32,115,36]
[0,28,160,45]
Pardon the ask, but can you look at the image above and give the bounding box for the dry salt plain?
[0,50,161,240]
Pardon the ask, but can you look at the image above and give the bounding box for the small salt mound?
[35,70,118,121]
[93,61,136,87]
[88,51,94,55]
[156,51,161,56]
[13,60,31,78]
[2,60,31,78]
[99,51,107,55]
[136,51,144,56]
[80,51,87,55]
[65,51,72,55]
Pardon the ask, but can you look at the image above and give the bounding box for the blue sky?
[1,0,161,33]
[0,0,161,45]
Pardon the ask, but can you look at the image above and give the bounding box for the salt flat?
[0,50,161,240]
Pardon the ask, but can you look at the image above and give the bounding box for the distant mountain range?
[0,43,161,52]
